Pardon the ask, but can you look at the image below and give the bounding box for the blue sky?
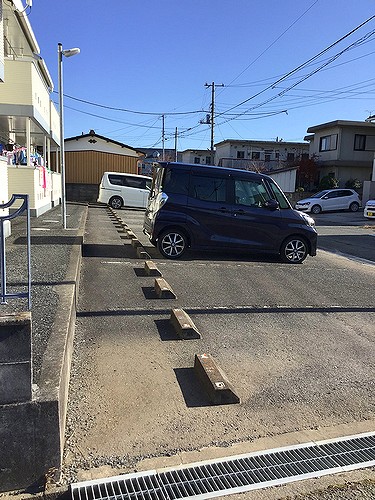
[29,0,375,151]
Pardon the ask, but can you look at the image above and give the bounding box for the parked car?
[364,199,375,218]
[295,189,361,214]
[143,162,317,263]
[97,172,152,209]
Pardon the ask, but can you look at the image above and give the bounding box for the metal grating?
[70,432,375,500]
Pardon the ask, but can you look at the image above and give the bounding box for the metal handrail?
[0,194,31,309]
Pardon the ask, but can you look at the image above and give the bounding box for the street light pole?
[58,43,80,229]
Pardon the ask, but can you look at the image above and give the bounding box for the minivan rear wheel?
[158,229,187,259]
[280,236,308,264]
[109,196,123,209]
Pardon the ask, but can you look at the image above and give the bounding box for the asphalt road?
[64,206,375,499]
[314,210,375,263]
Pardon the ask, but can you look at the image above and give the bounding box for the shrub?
[345,178,362,190]
[319,175,339,190]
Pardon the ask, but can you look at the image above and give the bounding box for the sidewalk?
[1,203,87,385]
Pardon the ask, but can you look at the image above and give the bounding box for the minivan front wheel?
[158,230,187,259]
[280,236,308,264]
[349,202,359,212]
[109,196,123,209]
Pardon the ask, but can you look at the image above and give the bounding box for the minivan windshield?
[267,181,291,209]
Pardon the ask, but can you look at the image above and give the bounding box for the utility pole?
[205,81,224,165]
[161,114,165,161]
[174,127,178,162]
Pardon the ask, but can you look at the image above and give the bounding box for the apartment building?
[215,139,309,170]
[305,119,375,186]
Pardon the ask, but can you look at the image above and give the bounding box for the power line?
[218,0,320,93]
[215,15,375,118]
[54,91,207,116]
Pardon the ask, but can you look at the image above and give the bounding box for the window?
[354,134,366,150]
[190,175,227,202]
[108,174,124,186]
[194,157,201,164]
[301,153,309,160]
[237,151,245,159]
[287,152,295,162]
[265,154,271,162]
[205,156,211,165]
[267,182,290,209]
[162,168,189,195]
[319,134,338,151]
[252,152,260,160]
[234,179,269,207]
[124,176,148,189]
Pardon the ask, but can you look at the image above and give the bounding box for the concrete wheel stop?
[144,261,162,277]
[194,353,240,405]
[154,278,176,299]
[170,308,201,339]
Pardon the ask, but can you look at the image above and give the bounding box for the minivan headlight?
[301,213,315,228]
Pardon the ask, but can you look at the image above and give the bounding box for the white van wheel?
[109,196,123,209]
[158,230,187,259]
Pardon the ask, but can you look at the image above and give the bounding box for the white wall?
[0,158,11,236]
[64,136,139,157]
[8,166,53,216]
[267,169,297,193]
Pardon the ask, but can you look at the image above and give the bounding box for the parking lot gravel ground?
[61,206,375,499]
[1,204,374,499]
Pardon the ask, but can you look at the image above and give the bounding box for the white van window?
[190,175,227,202]
[108,174,124,186]
[234,179,269,207]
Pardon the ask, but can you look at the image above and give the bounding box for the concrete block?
[131,238,142,248]
[194,353,240,405]
[0,399,61,493]
[0,312,32,404]
[154,278,176,299]
[144,261,162,277]
[127,231,136,239]
[0,311,32,362]
[170,309,201,339]
[0,362,32,404]
[136,247,150,260]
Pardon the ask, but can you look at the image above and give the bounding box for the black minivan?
[143,162,317,263]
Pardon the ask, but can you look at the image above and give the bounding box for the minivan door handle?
[219,207,229,212]
[233,209,246,216]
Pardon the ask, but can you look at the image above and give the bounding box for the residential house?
[0,0,61,218]
[215,139,309,170]
[305,120,375,187]
[57,130,145,201]
[137,147,181,175]
[181,149,212,165]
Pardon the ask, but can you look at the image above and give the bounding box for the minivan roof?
[157,161,273,180]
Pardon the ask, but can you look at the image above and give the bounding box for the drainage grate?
[70,432,375,500]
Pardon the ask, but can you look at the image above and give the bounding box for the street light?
[58,43,80,229]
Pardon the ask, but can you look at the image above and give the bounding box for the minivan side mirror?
[264,199,279,211]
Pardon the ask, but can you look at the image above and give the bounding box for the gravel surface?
[1,203,86,383]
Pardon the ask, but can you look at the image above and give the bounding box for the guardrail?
[0,194,31,309]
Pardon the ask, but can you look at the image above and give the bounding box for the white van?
[97,172,152,209]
